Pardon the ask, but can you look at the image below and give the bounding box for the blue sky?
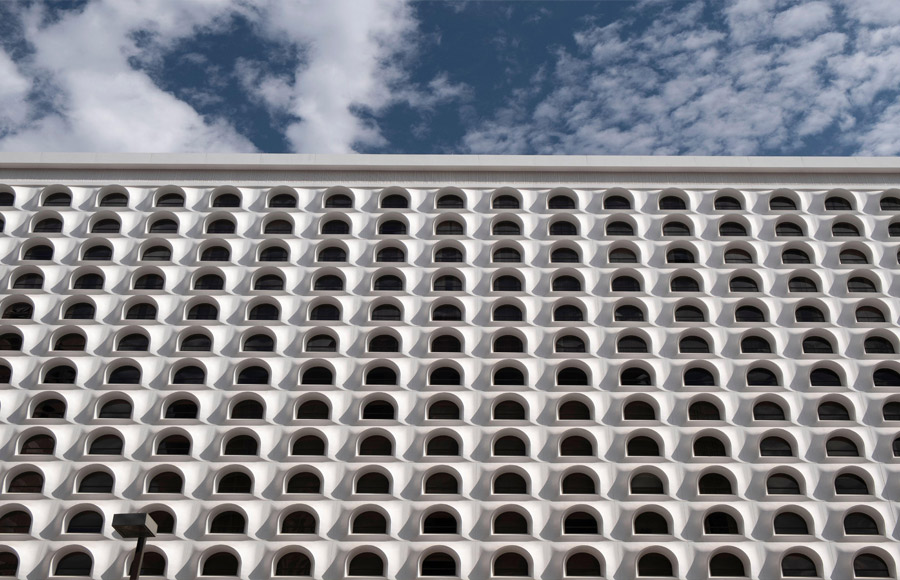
[0,0,899,155]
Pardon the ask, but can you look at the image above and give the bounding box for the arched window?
[637,553,673,576]
[719,222,747,236]
[434,275,463,291]
[296,399,329,419]
[83,245,112,260]
[715,196,742,210]
[314,275,343,292]
[781,554,817,578]
[883,401,900,420]
[264,219,292,235]
[558,368,588,386]
[560,435,593,456]
[494,367,525,386]
[734,305,764,322]
[292,435,326,456]
[856,306,886,323]
[431,335,461,352]
[774,511,808,534]
[553,275,582,291]
[32,398,65,418]
[548,195,575,209]
[260,246,289,262]
[709,553,744,577]
[754,401,785,420]
[181,334,212,351]
[663,221,691,236]
[729,276,758,292]
[202,553,239,576]
[373,247,404,262]
[321,220,349,235]
[604,195,630,209]
[693,436,726,456]
[91,218,120,234]
[365,367,397,385]
[325,194,351,208]
[147,472,183,493]
[117,333,149,351]
[849,277,878,293]
[666,248,695,263]
[550,221,578,235]
[373,275,403,291]
[767,473,801,495]
[606,221,634,235]
[494,435,527,456]
[630,473,664,494]
[200,246,229,261]
[436,220,464,235]
[2,302,33,319]
[555,305,584,321]
[688,399,720,418]
[430,367,461,385]
[281,510,316,533]
[422,511,458,534]
[187,303,218,321]
[236,366,268,385]
[671,276,700,292]
[623,401,656,420]
[269,193,297,208]
[679,336,710,353]
[621,367,652,385]
[44,365,76,383]
[301,367,333,385]
[874,368,900,386]
[428,400,460,420]
[206,219,235,234]
[79,471,114,493]
[627,436,660,456]
[254,274,284,291]
[359,435,393,456]
[0,510,30,533]
[425,472,459,494]
[760,436,793,456]
[156,435,190,455]
[615,304,644,321]
[217,472,252,494]
[434,247,462,262]
[795,305,826,322]
[436,194,463,208]
[674,305,705,322]
[840,249,869,264]
[551,248,579,263]
[704,512,739,534]
[133,273,164,290]
[493,553,529,577]
[381,194,408,208]
[33,218,62,233]
[659,196,686,210]
[492,247,521,262]
[609,247,637,262]
[55,553,92,576]
[378,220,406,235]
[854,555,890,578]
[306,334,336,352]
[562,472,596,494]
[348,553,384,577]
[492,220,520,235]
[89,434,123,455]
[493,275,521,292]
[7,471,43,493]
[494,335,524,353]
[433,304,462,321]
[802,336,833,354]
[23,245,53,260]
[559,400,591,420]
[832,222,860,236]
[493,194,519,209]
[67,511,103,533]
[287,472,321,494]
[73,273,104,290]
[698,473,732,494]
[612,276,641,292]
[844,512,880,535]
[422,553,456,577]
[99,192,128,207]
[724,248,753,263]
[741,336,772,354]
[164,399,197,419]
[224,435,258,456]
[835,473,869,495]
[826,436,859,457]
[351,510,387,534]
[213,193,240,208]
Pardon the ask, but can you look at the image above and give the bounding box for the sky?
[0,0,899,156]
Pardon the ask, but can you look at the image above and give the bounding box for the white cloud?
[461,0,900,156]
[0,0,467,154]
[772,1,833,39]
[0,48,31,135]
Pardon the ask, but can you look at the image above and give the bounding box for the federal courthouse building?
[1,153,900,580]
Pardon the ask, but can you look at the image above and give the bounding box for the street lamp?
[112,513,157,580]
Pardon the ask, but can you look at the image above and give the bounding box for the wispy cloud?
[462,0,900,156]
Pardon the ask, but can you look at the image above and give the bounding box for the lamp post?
[112,513,157,580]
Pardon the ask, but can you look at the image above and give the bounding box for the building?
[0,153,899,579]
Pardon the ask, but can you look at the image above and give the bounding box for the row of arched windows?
[0,543,892,578]
[5,266,890,298]
[4,359,899,388]
[3,463,886,499]
[13,210,900,239]
[21,392,900,425]
[13,428,900,462]
[1,503,893,539]
[14,240,900,269]
[6,185,900,214]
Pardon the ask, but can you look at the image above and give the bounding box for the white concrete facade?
[0,154,899,580]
